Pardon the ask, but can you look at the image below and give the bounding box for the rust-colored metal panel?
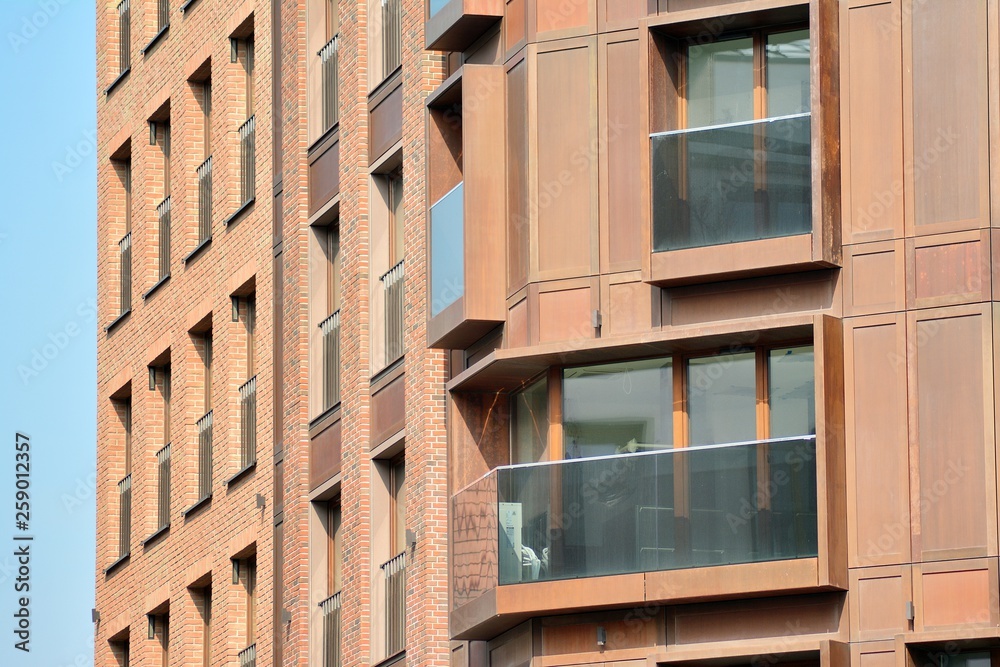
[369,81,403,164]
[310,417,342,490]
[425,0,504,52]
[507,298,529,348]
[537,286,593,344]
[309,138,340,216]
[920,566,993,628]
[464,65,508,324]
[668,595,842,645]
[541,616,658,655]
[908,0,990,233]
[844,242,904,317]
[648,234,818,286]
[910,308,994,560]
[598,0,646,30]
[504,0,526,53]
[535,42,597,280]
[845,317,911,567]
[907,231,991,309]
[371,370,406,446]
[507,60,530,295]
[665,273,836,328]
[849,566,911,642]
[604,279,658,336]
[603,36,643,272]
[450,392,510,492]
[841,0,904,244]
[535,0,589,34]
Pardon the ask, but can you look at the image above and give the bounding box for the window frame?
[510,340,815,464]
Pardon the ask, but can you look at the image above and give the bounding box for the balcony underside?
[452,557,830,640]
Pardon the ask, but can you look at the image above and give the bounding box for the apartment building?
[96,0,1000,667]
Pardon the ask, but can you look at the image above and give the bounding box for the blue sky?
[0,0,98,665]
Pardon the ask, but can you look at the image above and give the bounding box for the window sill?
[183,237,212,265]
[140,25,170,55]
[374,650,406,667]
[103,553,130,575]
[224,198,255,227]
[104,68,130,96]
[143,274,170,300]
[179,0,200,12]
[225,462,257,488]
[142,525,169,547]
[182,494,212,518]
[104,309,131,334]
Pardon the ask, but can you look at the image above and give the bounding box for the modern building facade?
[96,1,1000,667]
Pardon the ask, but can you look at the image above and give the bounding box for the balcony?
[381,261,405,363]
[238,644,256,667]
[452,436,824,636]
[651,113,811,253]
[320,591,342,667]
[320,310,341,411]
[196,410,213,500]
[426,0,503,52]
[156,444,170,530]
[156,196,171,280]
[197,156,212,242]
[381,551,406,657]
[239,115,256,208]
[118,231,132,315]
[320,35,340,132]
[118,474,132,558]
[425,65,506,349]
[239,376,257,470]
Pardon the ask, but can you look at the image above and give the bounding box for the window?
[327,501,343,594]
[156,0,170,32]
[117,0,131,75]
[390,457,407,555]
[239,297,257,470]
[382,0,401,78]
[321,226,342,411]
[198,81,213,243]
[651,27,811,251]
[115,158,133,316]
[192,585,212,667]
[321,504,343,667]
[245,556,257,647]
[150,610,169,667]
[111,635,130,667]
[326,227,341,315]
[196,333,213,500]
[513,344,815,459]
[156,365,171,530]
[238,38,256,208]
[244,37,255,117]
[387,170,404,268]
[116,398,133,559]
[155,121,172,280]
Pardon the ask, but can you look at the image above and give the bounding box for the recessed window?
[652,27,811,251]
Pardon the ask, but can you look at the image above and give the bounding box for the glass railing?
[429,0,450,18]
[452,436,817,598]
[651,113,811,252]
[430,181,464,317]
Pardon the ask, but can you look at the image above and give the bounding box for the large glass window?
[687,351,756,446]
[562,358,673,459]
[652,27,812,252]
[511,377,548,465]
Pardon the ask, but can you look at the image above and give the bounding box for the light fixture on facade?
[149,121,157,145]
